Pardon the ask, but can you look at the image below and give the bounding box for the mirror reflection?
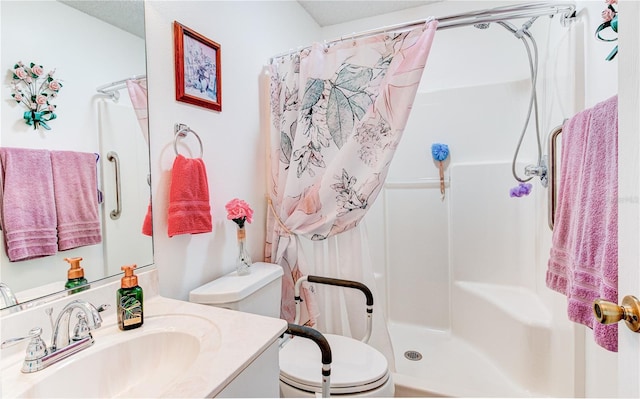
[0,0,152,310]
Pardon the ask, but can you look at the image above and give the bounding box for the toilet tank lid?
[189,262,283,304]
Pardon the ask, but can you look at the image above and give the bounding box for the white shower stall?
[358,3,585,396]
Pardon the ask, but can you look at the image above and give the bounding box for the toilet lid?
[279,333,389,394]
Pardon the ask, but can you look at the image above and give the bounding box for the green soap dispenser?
[117,264,144,331]
[64,257,90,294]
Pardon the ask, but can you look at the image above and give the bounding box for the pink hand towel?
[0,147,58,261]
[167,155,212,237]
[546,95,618,351]
[50,151,102,251]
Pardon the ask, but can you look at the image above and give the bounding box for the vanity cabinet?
[217,341,281,397]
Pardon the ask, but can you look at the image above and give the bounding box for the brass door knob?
[593,295,640,332]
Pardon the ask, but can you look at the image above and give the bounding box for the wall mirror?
[0,0,152,311]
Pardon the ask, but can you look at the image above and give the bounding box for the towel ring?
[174,123,204,158]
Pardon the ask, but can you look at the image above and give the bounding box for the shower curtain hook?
[323,40,328,53]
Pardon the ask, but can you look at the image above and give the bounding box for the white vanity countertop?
[0,268,288,398]
[140,296,288,397]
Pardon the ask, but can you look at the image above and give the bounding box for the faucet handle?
[72,314,92,341]
[70,304,110,342]
[1,327,48,363]
[23,328,48,362]
[1,327,44,349]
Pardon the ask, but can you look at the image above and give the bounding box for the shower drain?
[404,350,423,361]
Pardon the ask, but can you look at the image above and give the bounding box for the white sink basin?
[2,313,221,398]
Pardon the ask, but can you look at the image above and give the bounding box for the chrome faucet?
[1,300,106,373]
[0,282,19,307]
[51,300,102,351]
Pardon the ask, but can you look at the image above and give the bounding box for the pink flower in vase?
[225,198,254,228]
[605,0,618,5]
[48,104,56,112]
[13,93,23,102]
[36,95,47,105]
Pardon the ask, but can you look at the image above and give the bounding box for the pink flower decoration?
[225,198,254,226]
[48,81,61,91]
[605,0,617,5]
[15,67,28,79]
[9,61,62,129]
[31,65,44,76]
[602,8,615,22]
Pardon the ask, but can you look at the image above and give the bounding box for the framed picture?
[174,21,222,111]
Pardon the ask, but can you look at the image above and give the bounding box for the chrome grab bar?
[548,125,563,230]
[107,151,122,220]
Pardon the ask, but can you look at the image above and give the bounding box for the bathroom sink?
[2,313,221,398]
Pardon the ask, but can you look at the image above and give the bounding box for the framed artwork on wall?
[174,21,222,112]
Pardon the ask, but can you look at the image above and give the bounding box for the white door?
[616,1,640,397]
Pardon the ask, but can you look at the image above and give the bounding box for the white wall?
[0,1,146,295]
[144,1,321,301]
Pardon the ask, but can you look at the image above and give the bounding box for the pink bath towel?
[0,147,58,261]
[546,95,618,351]
[50,151,102,251]
[167,155,212,237]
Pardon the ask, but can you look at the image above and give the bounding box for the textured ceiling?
[59,0,144,39]
[298,0,439,26]
[58,0,438,38]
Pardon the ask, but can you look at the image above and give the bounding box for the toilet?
[189,262,394,397]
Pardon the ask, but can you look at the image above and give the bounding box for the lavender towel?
[0,147,58,261]
[50,151,102,251]
[546,95,618,351]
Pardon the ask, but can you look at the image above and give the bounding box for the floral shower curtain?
[266,21,437,361]
[126,79,152,236]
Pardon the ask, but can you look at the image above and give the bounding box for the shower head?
[474,23,490,29]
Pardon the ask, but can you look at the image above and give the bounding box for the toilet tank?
[189,262,283,318]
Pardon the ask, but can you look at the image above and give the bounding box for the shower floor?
[389,322,535,397]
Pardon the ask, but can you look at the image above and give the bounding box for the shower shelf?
[384,178,449,189]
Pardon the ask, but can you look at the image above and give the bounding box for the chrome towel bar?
[548,125,563,230]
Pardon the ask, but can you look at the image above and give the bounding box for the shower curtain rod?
[96,74,146,95]
[270,2,576,61]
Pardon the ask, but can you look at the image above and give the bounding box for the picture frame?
[174,21,222,112]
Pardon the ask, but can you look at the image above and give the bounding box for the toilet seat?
[279,333,390,395]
